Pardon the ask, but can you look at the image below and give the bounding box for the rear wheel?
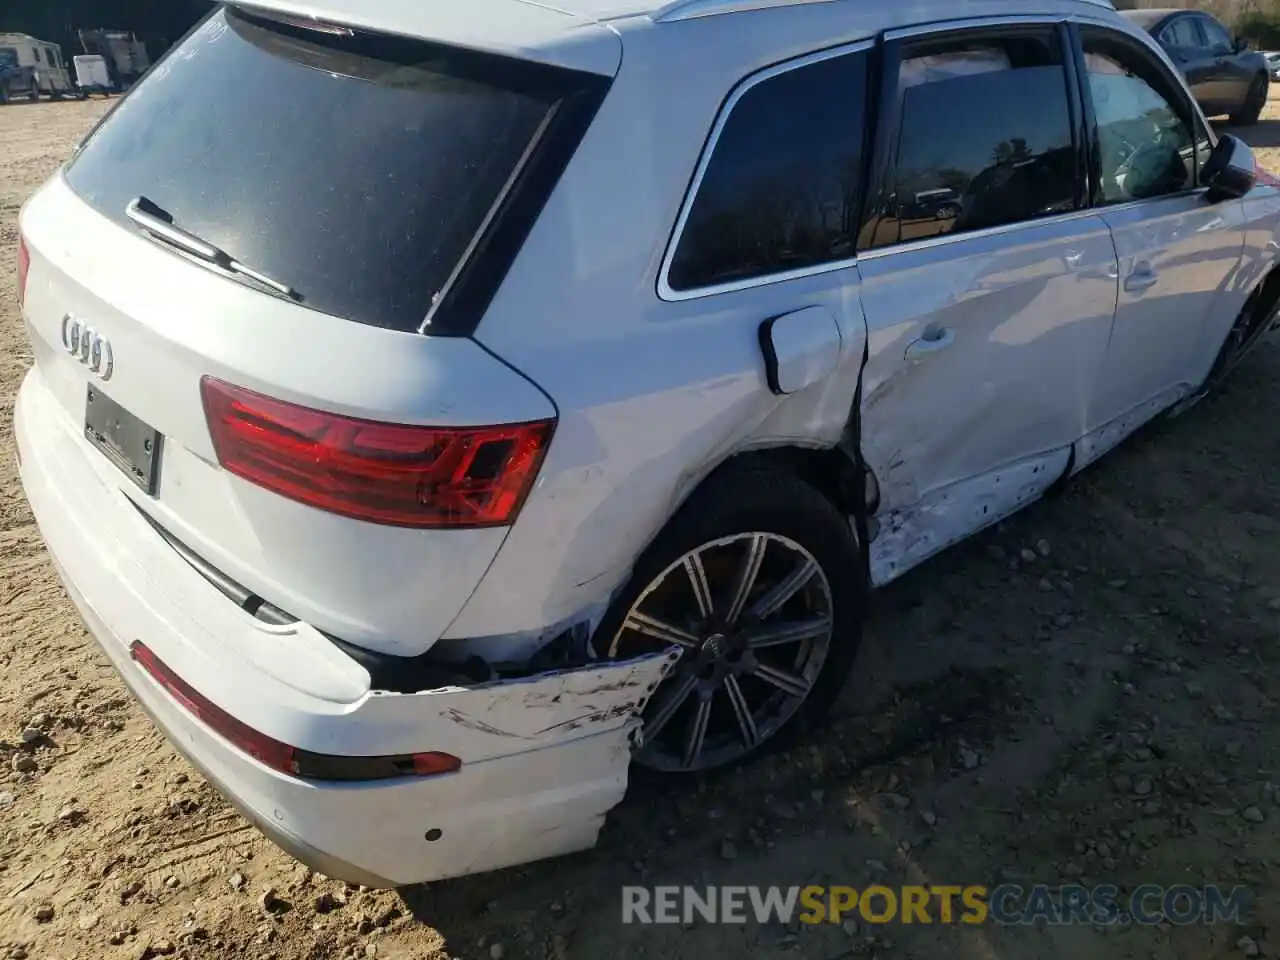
[595,462,864,774]
[1231,74,1268,126]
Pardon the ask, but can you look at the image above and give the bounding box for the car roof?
[1119,7,1202,31]
[247,0,1120,33]
[243,0,1123,75]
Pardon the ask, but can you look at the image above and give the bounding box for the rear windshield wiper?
[126,197,299,301]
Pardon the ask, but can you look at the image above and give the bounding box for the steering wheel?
[1116,139,1182,199]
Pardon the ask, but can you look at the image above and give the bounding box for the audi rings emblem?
[61,315,113,381]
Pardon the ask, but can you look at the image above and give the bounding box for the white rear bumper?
[15,367,674,886]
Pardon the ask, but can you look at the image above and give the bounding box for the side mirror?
[1202,134,1257,201]
[1234,37,1250,53]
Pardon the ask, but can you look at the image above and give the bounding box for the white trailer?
[77,30,150,89]
[0,33,74,102]
[73,55,113,96]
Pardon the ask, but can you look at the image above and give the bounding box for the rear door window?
[865,30,1079,249]
[663,47,871,294]
[64,6,597,333]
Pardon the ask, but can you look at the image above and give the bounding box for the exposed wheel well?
[1251,262,1280,320]
[700,445,875,519]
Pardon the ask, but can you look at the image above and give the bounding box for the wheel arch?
[662,440,877,587]
[1249,257,1280,317]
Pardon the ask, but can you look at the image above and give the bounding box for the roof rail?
[653,0,1113,22]
[652,0,835,23]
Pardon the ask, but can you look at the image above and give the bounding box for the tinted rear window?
[64,6,586,333]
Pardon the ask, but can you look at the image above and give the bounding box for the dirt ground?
[4,94,1280,960]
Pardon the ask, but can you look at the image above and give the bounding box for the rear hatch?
[18,3,615,658]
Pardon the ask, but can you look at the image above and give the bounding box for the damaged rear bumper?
[16,368,676,887]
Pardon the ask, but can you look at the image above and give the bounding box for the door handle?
[904,326,955,361]
[1124,265,1159,292]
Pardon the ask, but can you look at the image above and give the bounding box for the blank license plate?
[84,386,162,495]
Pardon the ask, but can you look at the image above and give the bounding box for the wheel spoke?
[750,662,812,699]
[743,615,831,649]
[725,534,767,624]
[722,675,760,747]
[624,611,701,649]
[681,693,713,768]
[644,671,699,744]
[683,552,714,620]
[749,557,817,620]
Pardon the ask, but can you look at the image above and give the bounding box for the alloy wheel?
[607,532,834,773]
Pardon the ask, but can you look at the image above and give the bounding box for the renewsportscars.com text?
[621,884,1250,926]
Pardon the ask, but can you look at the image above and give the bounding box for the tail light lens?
[17,234,29,308]
[200,377,554,528]
[130,641,461,781]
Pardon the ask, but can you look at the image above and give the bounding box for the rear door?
[1073,23,1247,470]
[856,20,1118,582]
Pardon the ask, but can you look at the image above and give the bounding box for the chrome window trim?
[865,14,1082,260]
[857,206,1104,262]
[656,38,875,303]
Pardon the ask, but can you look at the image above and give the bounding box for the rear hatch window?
[63,5,599,333]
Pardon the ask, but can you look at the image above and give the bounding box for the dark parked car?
[1265,51,1280,82]
[1122,8,1270,124]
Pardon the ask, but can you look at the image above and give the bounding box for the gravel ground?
[3,95,1280,960]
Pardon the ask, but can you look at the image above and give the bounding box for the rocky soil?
[3,96,1280,960]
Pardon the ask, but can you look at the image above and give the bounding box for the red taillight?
[17,234,29,308]
[130,641,461,781]
[200,377,554,529]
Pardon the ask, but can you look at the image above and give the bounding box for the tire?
[1231,74,1268,126]
[1168,281,1280,419]
[593,461,865,775]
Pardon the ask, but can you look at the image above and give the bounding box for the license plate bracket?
[84,386,162,495]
